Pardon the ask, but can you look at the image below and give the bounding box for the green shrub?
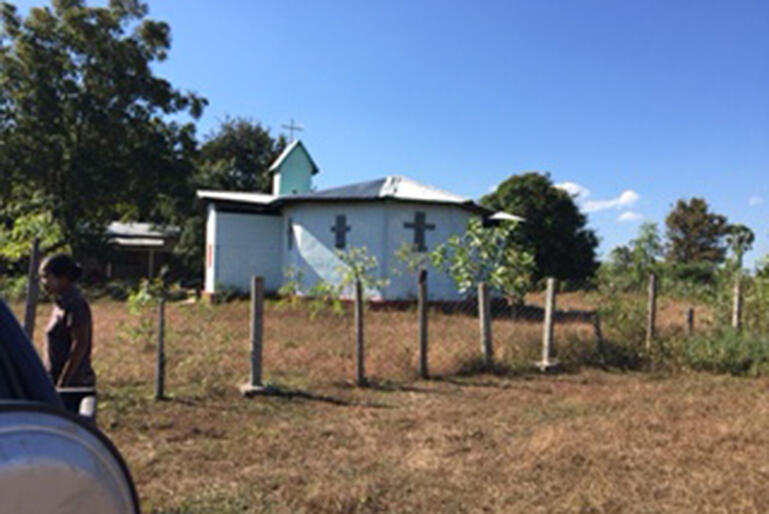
[742,277,769,334]
[0,275,29,302]
[215,283,249,302]
[593,290,646,347]
[663,261,718,284]
[86,280,134,301]
[676,330,769,376]
[595,262,642,293]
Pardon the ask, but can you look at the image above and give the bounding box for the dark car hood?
[0,300,62,407]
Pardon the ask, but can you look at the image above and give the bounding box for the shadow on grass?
[246,384,395,409]
[341,378,451,395]
[425,340,649,388]
[589,339,647,372]
[424,356,537,389]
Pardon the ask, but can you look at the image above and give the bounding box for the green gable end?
[270,140,319,196]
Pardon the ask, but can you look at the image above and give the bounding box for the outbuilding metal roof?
[105,222,180,249]
[109,237,167,247]
[105,222,180,238]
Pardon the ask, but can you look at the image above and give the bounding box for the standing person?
[39,254,96,416]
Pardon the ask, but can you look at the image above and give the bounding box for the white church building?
[197,140,516,301]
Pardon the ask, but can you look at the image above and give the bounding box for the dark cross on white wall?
[281,118,304,142]
[331,215,351,249]
[404,212,436,252]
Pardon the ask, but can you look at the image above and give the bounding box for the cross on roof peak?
[281,118,304,142]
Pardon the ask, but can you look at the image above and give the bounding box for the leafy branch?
[429,218,534,303]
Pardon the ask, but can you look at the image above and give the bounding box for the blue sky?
[13,1,769,266]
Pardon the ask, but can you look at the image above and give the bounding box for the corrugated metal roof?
[105,222,180,238]
[283,176,470,204]
[196,190,276,205]
[108,237,166,247]
[195,176,510,219]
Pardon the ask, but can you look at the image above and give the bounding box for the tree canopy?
[480,172,599,282]
[724,223,755,269]
[629,222,664,273]
[600,222,665,291]
[665,198,729,264]
[0,0,205,257]
[194,117,286,193]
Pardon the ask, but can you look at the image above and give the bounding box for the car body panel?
[0,299,139,513]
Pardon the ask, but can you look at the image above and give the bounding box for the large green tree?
[0,0,205,257]
[195,117,286,192]
[481,172,599,282]
[664,198,729,264]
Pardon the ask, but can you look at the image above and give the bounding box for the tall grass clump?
[675,329,769,376]
[587,279,648,369]
[741,277,769,334]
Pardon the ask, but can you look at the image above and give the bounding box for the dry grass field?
[12,297,769,513]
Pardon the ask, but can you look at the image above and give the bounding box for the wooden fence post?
[23,238,41,340]
[478,282,492,365]
[593,312,604,356]
[537,277,558,371]
[732,276,742,331]
[354,278,366,386]
[417,269,429,379]
[646,273,657,351]
[154,297,165,400]
[241,276,267,396]
[685,307,694,337]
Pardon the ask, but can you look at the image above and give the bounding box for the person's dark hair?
[42,254,83,282]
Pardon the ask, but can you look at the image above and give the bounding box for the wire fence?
[238,274,610,389]
[10,269,769,402]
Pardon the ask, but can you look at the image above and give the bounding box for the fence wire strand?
[8,271,769,398]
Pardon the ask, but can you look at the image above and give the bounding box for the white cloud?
[554,181,591,201]
[583,190,640,213]
[749,195,764,207]
[556,180,641,214]
[617,211,643,222]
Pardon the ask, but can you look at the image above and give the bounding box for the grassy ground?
[13,297,769,513]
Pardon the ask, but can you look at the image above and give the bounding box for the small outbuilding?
[104,222,180,280]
